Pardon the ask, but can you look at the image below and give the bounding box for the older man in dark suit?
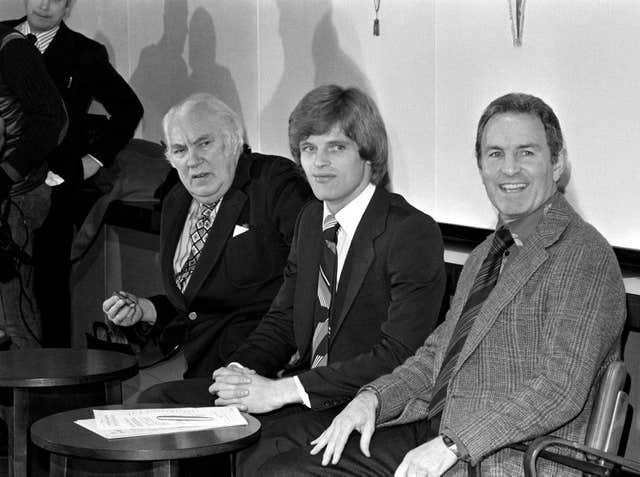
[5,0,143,347]
[261,93,627,476]
[103,93,313,380]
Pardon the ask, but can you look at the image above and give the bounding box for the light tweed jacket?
[369,194,626,476]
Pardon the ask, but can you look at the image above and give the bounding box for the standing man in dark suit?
[195,85,445,475]
[264,93,627,477]
[5,0,144,347]
[102,93,313,379]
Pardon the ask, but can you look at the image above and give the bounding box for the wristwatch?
[441,433,461,458]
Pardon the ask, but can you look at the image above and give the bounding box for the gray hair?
[162,93,244,154]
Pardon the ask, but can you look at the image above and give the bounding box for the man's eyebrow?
[517,143,542,149]
[483,144,503,151]
[193,134,213,143]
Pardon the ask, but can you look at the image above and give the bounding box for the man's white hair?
[162,92,244,154]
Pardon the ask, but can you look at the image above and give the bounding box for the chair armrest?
[524,436,640,477]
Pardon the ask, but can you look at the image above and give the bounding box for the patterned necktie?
[311,215,340,368]
[427,227,514,419]
[174,201,218,291]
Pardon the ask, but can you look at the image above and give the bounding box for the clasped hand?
[209,365,296,414]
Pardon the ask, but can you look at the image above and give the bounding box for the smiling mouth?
[191,172,211,180]
[500,183,527,192]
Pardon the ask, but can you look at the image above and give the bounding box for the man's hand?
[81,154,101,179]
[102,291,156,327]
[209,365,300,413]
[309,390,379,466]
[393,436,458,477]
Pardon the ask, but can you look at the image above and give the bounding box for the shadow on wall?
[129,1,242,145]
[260,0,372,156]
[188,7,244,135]
[130,0,189,143]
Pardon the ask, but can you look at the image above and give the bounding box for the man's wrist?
[358,387,381,413]
[138,298,157,325]
[441,433,461,459]
[275,377,302,407]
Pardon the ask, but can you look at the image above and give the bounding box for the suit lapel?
[41,22,74,89]
[179,153,252,302]
[160,186,191,308]
[454,194,574,373]
[330,187,388,342]
[182,188,247,302]
[296,203,324,361]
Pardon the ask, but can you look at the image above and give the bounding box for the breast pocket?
[223,228,278,287]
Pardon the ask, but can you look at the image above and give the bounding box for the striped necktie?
[311,215,340,368]
[427,227,514,419]
[174,201,218,291]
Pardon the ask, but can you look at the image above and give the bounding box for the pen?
[114,291,136,306]
[156,415,214,421]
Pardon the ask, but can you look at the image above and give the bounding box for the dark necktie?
[175,202,217,291]
[26,33,37,45]
[311,215,340,368]
[427,227,514,419]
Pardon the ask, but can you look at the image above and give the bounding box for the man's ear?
[64,1,74,19]
[223,132,241,157]
[553,149,567,183]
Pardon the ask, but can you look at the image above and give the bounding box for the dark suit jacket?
[147,151,312,378]
[230,186,446,410]
[4,19,143,186]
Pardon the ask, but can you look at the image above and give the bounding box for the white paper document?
[75,407,248,439]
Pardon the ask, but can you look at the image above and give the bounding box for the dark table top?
[0,349,139,388]
[31,404,261,461]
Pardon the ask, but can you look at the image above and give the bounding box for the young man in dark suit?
[201,85,445,475]
[5,0,144,347]
[102,93,313,379]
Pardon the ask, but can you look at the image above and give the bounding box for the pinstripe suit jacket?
[368,193,626,476]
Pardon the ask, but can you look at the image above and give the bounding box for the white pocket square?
[232,224,249,237]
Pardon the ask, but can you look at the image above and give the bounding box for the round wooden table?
[31,404,261,477]
[0,349,138,477]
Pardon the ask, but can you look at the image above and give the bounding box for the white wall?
[434,0,640,250]
[1,0,639,250]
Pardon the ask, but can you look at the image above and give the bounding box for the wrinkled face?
[24,0,70,33]
[479,112,563,222]
[299,125,371,214]
[166,104,238,204]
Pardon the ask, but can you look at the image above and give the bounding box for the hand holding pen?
[102,290,157,327]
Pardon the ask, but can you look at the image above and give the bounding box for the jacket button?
[188,312,197,320]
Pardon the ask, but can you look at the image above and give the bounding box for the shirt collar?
[17,21,60,52]
[323,183,376,239]
[498,191,558,246]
